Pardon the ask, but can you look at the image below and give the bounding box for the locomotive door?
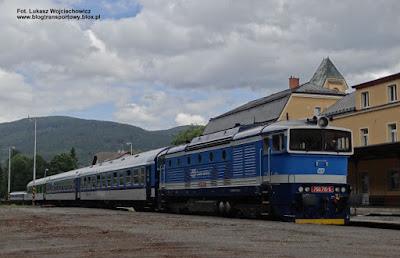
[261,137,271,182]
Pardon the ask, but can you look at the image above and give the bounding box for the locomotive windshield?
[289,129,352,153]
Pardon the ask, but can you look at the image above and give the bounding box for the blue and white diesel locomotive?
[24,116,354,224]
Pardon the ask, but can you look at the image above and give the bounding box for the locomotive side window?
[198,154,202,163]
[222,150,227,160]
[272,134,284,152]
[178,158,181,166]
[187,156,191,165]
[168,160,172,168]
[133,168,139,185]
[263,137,270,153]
[209,152,213,162]
[126,170,132,186]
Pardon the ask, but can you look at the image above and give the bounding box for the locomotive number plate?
[311,186,333,193]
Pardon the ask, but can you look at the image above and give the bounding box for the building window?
[388,170,399,191]
[388,123,397,142]
[388,84,397,102]
[361,92,369,108]
[314,107,321,116]
[360,128,369,146]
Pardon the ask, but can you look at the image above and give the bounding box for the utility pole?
[29,117,37,205]
[7,146,15,200]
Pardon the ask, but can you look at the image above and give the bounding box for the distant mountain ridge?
[0,116,187,166]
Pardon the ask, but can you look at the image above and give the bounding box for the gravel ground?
[1,205,400,257]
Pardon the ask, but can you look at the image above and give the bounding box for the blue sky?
[1,0,400,130]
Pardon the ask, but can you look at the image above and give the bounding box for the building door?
[361,172,369,205]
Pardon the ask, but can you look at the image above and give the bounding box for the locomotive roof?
[27,147,168,186]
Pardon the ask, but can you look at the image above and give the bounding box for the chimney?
[289,76,300,89]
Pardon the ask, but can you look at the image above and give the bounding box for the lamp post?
[126,142,133,155]
[7,146,15,200]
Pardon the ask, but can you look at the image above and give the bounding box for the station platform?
[350,206,400,229]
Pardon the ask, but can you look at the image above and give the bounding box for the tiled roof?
[321,92,356,116]
[309,58,345,87]
[293,82,346,96]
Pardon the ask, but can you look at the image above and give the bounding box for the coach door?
[146,165,152,199]
[75,178,80,200]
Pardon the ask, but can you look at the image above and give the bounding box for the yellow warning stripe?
[295,219,345,225]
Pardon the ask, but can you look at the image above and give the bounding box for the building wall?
[278,94,342,121]
[355,79,400,110]
[351,158,400,197]
[330,103,400,147]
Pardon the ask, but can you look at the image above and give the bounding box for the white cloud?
[1,0,400,129]
[175,113,206,126]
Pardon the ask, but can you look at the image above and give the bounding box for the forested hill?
[0,116,187,167]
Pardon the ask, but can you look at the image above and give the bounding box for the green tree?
[70,147,78,163]
[48,153,78,176]
[172,124,205,145]
[1,154,32,198]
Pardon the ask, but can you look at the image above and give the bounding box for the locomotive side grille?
[184,168,190,188]
[232,147,244,177]
[224,164,231,185]
[244,145,256,176]
[211,165,218,186]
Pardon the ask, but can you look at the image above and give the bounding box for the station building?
[203,58,400,207]
[323,73,400,206]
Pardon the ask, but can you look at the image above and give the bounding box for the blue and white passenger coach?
[159,116,354,224]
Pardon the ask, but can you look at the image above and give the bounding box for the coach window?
[209,152,213,162]
[97,175,101,188]
[187,156,191,165]
[87,177,91,189]
[140,167,145,185]
[92,175,96,189]
[126,170,132,186]
[113,172,118,187]
[119,171,124,186]
[272,133,284,152]
[134,168,139,185]
[102,173,106,188]
[263,137,270,153]
[222,150,227,160]
[107,173,111,187]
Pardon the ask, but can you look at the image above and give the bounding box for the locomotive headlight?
[335,187,340,193]
[305,187,311,192]
[298,186,304,192]
[341,187,346,193]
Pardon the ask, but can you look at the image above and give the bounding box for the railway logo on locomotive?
[190,169,210,179]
